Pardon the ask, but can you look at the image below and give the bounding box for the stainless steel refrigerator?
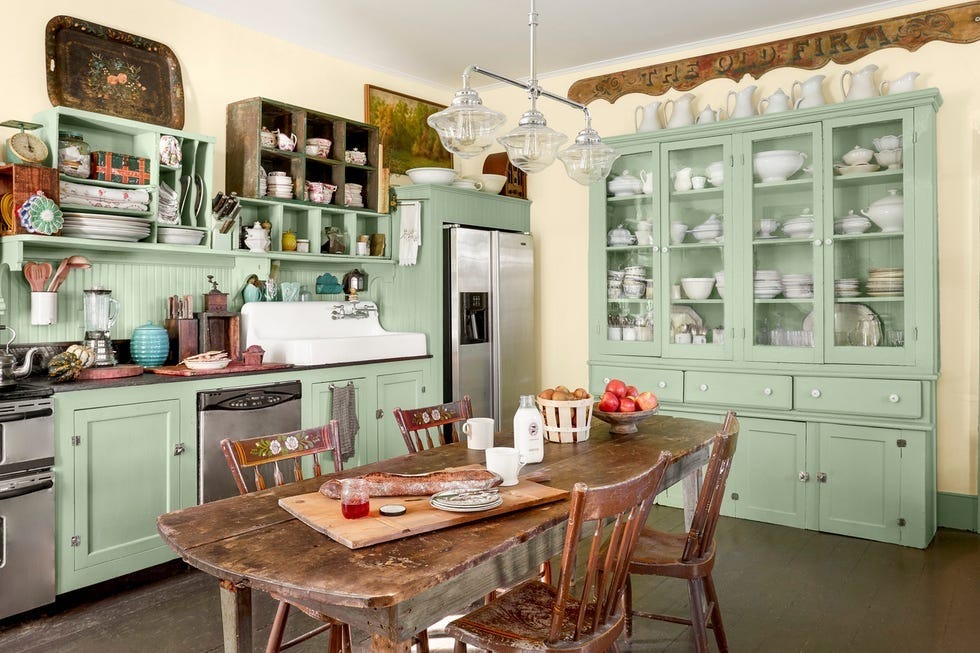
[444,226,535,429]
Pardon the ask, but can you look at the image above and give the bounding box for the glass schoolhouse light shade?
[496,108,567,174]
[557,126,621,185]
[427,87,506,159]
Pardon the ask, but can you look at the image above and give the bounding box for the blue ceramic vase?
[130,322,169,367]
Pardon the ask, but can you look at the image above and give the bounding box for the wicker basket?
[536,395,593,443]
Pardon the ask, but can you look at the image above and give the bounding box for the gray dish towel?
[332,383,359,462]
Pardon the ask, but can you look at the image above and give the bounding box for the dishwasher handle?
[0,477,53,501]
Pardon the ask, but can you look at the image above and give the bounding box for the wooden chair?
[445,450,674,652]
[220,422,350,653]
[393,396,473,453]
[624,411,739,653]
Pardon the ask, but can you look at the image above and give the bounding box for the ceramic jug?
[276,131,298,151]
[673,167,693,192]
[663,93,695,129]
[639,169,654,195]
[841,64,879,101]
[791,74,827,109]
[757,88,791,114]
[634,101,663,132]
[726,85,757,119]
[879,71,919,95]
[696,105,719,124]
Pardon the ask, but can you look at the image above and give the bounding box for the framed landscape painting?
[365,85,452,174]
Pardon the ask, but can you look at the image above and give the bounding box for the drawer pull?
[811,388,822,398]
[889,393,901,403]
[763,387,773,396]
[699,383,709,392]
[658,381,667,388]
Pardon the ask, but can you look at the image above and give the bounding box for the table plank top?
[157,415,719,612]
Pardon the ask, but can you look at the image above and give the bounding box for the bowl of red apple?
[593,378,660,434]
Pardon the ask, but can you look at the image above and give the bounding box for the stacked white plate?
[158,182,179,224]
[835,278,861,297]
[866,267,904,296]
[62,213,151,242]
[782,273,814,299]
[158,227,205,246]
[429,488,502,513]
[266,173,293,199]
[258,176,267,197]
[345,182,364,208]
[754,270,783,299]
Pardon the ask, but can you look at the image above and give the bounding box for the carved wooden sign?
[568,1,980,105]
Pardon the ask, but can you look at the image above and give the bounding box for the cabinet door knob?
[662,246,669,253]
[811,388,822,398]
[652,245,660,253]
[658,381,667,388]
[799,471,810,482]
[699,383,709,392]
[173,443,185,456]
[889,393,901,403]
[816,472,828,483]
[376,408,384,419]
[813,239,822,247]
[763,387,773,396]
[824,238,834,246]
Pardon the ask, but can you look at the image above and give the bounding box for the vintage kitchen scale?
[1,120,48,165]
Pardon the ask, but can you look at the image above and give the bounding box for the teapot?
[757,88,791,114]
[673,167,693,192]
[276,131,298,151]
[841,64,879,101]
[726,85,758,119]
[607,170,643,196]
[638,169,654,194]
[879,71,919,95]
[0,327,40,387]
[244,221,271,252]
[634,101,663,132]
[663,93,695,128]
[607,224,636,247]
[792,74,826,109]
[696,105,720,124]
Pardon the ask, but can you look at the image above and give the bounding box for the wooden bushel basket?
[536,395,593,443]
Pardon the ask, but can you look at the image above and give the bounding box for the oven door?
[0,399,55,476]
[0,470,55,619]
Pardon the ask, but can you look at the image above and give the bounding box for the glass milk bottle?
[513,394,544,463]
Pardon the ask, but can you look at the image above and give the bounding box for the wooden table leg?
[682,467,703,532]
[369,634,413,652]
[219,579,252,653]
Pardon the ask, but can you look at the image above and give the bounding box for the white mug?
[485,447,526,486]
[463,417,494,450]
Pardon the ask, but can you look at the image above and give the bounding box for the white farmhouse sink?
[240,301,427,365]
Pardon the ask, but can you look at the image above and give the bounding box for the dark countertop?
[27,354,433,393]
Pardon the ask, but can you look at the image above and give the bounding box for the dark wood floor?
[2,507,979,652]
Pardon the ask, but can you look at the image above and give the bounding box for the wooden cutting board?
[148,361,292,376]
[78,364,143,380]
[279,479,568,549]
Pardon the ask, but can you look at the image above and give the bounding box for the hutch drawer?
[793,377,922,419]
[684,371,792,410]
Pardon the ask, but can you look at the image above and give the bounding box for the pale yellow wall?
[5,1,977,495]
[467,0,979,495]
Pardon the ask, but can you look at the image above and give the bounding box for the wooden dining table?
[156,414,721,653]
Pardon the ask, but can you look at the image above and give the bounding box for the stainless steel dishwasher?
[197,380,301,503]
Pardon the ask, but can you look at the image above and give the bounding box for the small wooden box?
[197,311,240,360]
[0,164,61,236]
[165,318,199,364]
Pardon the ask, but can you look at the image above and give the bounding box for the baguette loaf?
[320,469,501,499]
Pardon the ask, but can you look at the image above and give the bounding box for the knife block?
[164,318,199,364]
[196,311,240,360]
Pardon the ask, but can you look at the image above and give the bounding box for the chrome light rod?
[461,64,595,124]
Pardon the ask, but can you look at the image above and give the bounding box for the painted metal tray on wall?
[44,15,184,129]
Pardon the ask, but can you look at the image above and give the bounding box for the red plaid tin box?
[91,151,151,185]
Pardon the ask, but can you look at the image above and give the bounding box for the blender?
[82,286,119,366]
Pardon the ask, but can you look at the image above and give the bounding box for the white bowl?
[873,148,903,169]
[753,150,806,182]
[680,277,715,300]
[842,146,874,166]
[623,279,646,298]
[782,222,814,238]
[706,161,724,180]
[691,225,722,241]
[406,167,457,185]
[872,134,902,151]
[475,174,506,194]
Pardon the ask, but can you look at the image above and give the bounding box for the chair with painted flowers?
[393,396,473,453]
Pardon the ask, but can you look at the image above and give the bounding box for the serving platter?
[45,16,184,128]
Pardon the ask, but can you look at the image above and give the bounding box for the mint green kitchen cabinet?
[589,90,941,547]
[310,376,373,467]
[375,369,427,460]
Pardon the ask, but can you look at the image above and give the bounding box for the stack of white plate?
[158,227,205,246]
[266,173,293,199]
[866,267,904,296]
[258,176,267,197]
[345,182,364,208]
[754,270,783,298]
[782,273,814,299]
[835,278,861,297]
[158,182,179,224]
[62,213,151,242]
[429,488,502,513]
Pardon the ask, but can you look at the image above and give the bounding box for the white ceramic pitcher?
[635,101,663,132]
[639,169,654,194]
[879,71,919,95]
[726,85,758,119]
[673,167,694,192]
[791,74,827,109]
[841,64,879,101]
[663,93,696,129]
[757,88,791,114]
